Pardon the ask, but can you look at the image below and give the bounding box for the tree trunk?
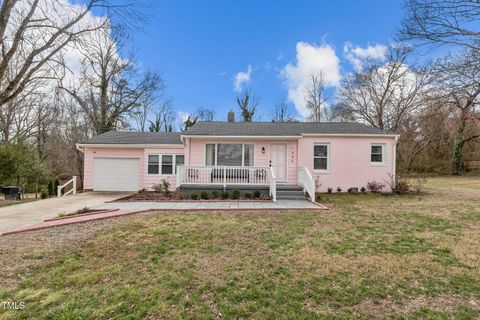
[451,117,466,175]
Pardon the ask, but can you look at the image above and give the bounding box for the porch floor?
[93,200,326,211]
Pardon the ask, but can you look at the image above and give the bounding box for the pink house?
[77,118,398,201]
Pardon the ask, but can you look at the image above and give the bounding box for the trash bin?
[2,186,23,200]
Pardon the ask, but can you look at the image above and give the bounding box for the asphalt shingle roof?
[183,121,389,136]
[81,131,183,145]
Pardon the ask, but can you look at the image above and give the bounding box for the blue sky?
[131,0,405,122]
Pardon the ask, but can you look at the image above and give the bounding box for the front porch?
[176,166,316,202]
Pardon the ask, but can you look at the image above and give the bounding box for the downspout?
[75,144,85,153]
[393,136,398,182]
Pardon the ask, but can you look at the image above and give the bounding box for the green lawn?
[1,177,480,319]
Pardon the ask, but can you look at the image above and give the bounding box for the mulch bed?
[114,191,271,202]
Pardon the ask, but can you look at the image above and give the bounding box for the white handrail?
[57,176,77,197]
[268,166,277,202]
[177,166,271,186]
[298,167,315,202]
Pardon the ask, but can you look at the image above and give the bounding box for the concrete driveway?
[0,192,131,234]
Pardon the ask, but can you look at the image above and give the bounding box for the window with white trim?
[205,143,254,166]
[148,155,159,174]
[313,143,329,171]
[371,144,386,164]
[162,155,173,174]
[147,154,184,175]
[175,155,184,173]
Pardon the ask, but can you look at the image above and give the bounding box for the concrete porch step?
[276,190,305,197]
[277,195,308,200]
[276,185,303,191]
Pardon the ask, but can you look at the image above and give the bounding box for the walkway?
[93,199,325,211]
[0,192,132,234]
[2,199,327,236]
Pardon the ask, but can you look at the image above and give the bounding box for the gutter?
[75,143,185,149]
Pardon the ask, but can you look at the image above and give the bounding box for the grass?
[1,176,480,319]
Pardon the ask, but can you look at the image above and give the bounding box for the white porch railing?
[177,166,277,202]
[268,166,277,202]
[57,176,77,197]
[298,167,315,202]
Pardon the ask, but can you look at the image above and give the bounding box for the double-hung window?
[371,144,386,165]
[147,154,185,175]
[175,155,184,173]
[148,155,159,174]
[205,143,254,166]
[313,143,329,172]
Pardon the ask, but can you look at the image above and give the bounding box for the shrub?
[253,190,261,199]
[360,186,366,193]
[316,194,322,202]
[347,188,353,194]
[152,183,163,192]
[40,189,48,199]
[201,191,209,200]
[47,180,54,196]
[367,180,385,193]
[327,187,333,194]
[244,192,252,199]
[211,190,220,199]
[222,192,230,199]
[57,210,66,217]
[393,180,410,195]
[162,179,171,196]
[336,187,342,193]
[191,193,198,200]
[232,189,241,199]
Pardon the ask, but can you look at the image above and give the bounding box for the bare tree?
[148,100,176,132]
[195,107,215,121]
[271,96,293,122]
[399,0,480,51]
[399,0,480,174]
[236,89,258,122]
[397,100,450,172]
[59,25,163,134]
[429,50,480,174]
[134,84,167,132]
[181,107,215,132]
[304,70,330,122]
[0,0,142,108]
[336,45,427,132]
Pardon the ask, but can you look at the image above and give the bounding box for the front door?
[270,143,287,183]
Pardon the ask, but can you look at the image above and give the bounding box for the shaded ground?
[0,177,479,319]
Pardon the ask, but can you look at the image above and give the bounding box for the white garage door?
[93,158,140,191]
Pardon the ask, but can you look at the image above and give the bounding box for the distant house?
[77,114,398,201]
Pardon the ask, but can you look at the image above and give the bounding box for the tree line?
[0,0,479,195]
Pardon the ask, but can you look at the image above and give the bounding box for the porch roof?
[183,121,391,137]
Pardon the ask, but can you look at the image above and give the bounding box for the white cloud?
[281,42,341,118]
[233,65,253,92]
[343,42,387,70]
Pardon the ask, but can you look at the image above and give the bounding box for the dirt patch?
[353,294,479,318]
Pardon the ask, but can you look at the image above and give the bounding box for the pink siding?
[143,148,184,190]
[186,138,299,184]
[83,135,396,193]
[83,146,184,191]
[297,136,396,192]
